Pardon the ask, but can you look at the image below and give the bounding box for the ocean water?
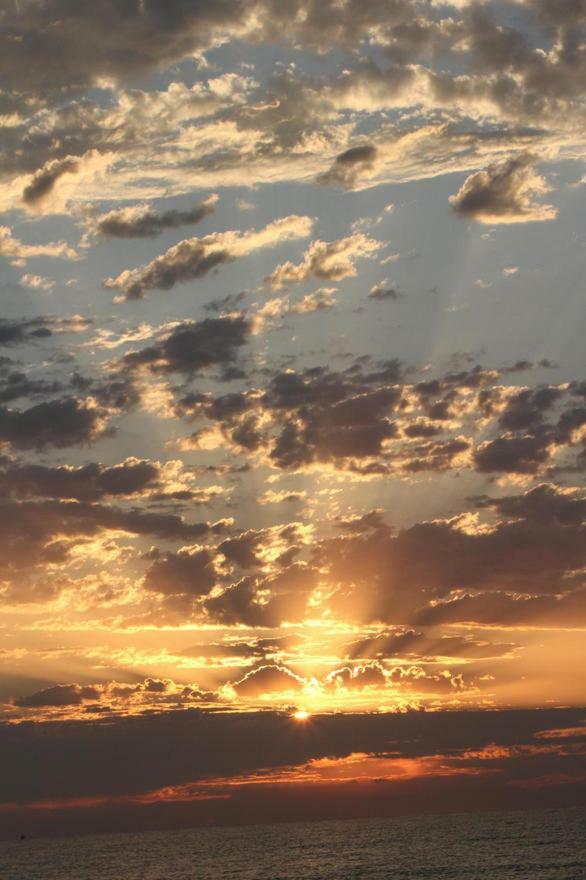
[0,808,584,880]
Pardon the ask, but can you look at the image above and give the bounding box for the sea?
[1,808,585,880]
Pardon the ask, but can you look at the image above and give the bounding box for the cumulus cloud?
[316,487,586,627]
[120,315,251,377]
[88,194,218,239]
[266,233,382,290]
[0,226,78,266]
[449,153,557,224]
[317,144,379,189]
[0,315,90,346]
[0,457,162,502]
[19,274,56,291]
[21,156,80,210]
[144,547,217,597]
[0,398,109,450]
[104,215,313,300]
[368,279,401,301]
[230,664,306,697]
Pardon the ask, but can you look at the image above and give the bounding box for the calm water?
[1,808,585,880]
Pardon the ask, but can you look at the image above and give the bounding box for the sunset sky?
[0,0,585,836]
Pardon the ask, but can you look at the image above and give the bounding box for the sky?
[0,0,585,837]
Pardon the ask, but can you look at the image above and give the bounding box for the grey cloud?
[144,547,217,597]
[0,0,249,98]
[0,498,226,581]
[0,706,584,818]
[0,315,91,347]
[0,458,161,502]
[449,153,557,224]
[317,144,378,189]
[474,483,586,527]
[0,398,109,450]
[91,195,218,239]
[15,684,101,708]
[120,316,251,377]
[104,241,233,301]
[317,489,586,626]
[474,432,553,474]
[21,156,80,208]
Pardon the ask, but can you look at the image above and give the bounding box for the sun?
[292,709,311,721]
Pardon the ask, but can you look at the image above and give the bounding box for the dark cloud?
[104,241,232,301]
[474,483,586,527]
[91,195,218,239]
[144,547,217,597]
[449,153,556,224]
[0,315,91,347]
[498,386,564,431]
[0,706,584,820]
[317,144,378,188]
[120,316,251,377]
[263,367,402,469]
[474,432,553,474]
[0,498,226,583]
[104,216,312,300]
[315,488,586,626]
[21,156,80,208]
[0,370,63,404]
[415,587,586,629]
[0,0,249,97]
[15,683,101,708]
[0,458,161,502]
[0,398,109,450]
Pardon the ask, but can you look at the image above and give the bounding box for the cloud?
[144,547,217,597]
[0,398,109,450]
[88,194,218,239]
[314,485,586,627]
[0,497,227,589]
[19,274,56,291]
[0,1,251,97]
[0,315,90,346]
[15,683,100,708]
[317,144,379,189]
[204,563,318,627]
[1,705,585,829]
[0,457,162,502]
[346,630,518,662]
[13,677,213,712]
[21,156,80,210]
[449,153,557,224]
[368,280,401,301]
[120,315,251,377]
[104,215,313,300]
[231,665,306,697]
[266,233,382,290]
[256,287,337,325]
[473,432,553,474]
[0,226,78,266]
